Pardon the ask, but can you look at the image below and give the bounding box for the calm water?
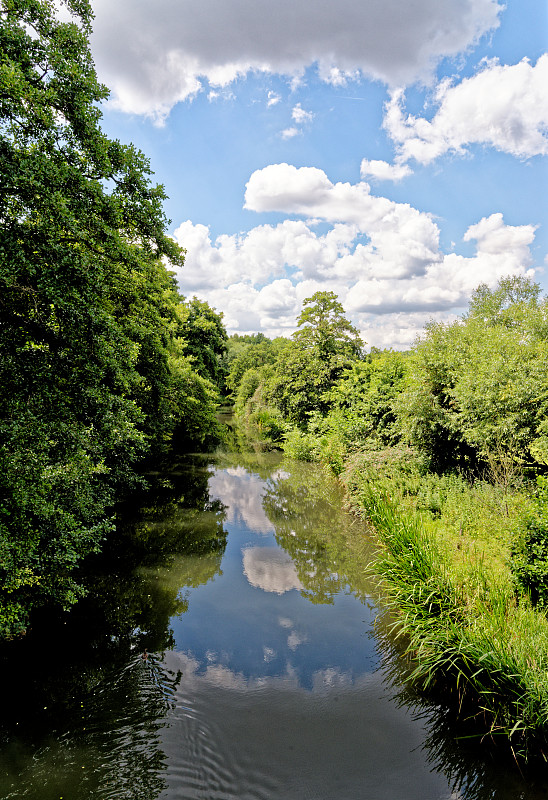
[0,448,547,799]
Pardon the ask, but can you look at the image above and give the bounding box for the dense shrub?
[512,476,548,607]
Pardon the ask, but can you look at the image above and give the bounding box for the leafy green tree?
[293,290,363,360]
[226,336,286,398]
[465,276,542,327]
[395,320,477,472]
[511,476,548,607]
[0,0,222,635]
[326,350,409,447]
[176,297,228,388]
[398,277,548,474]
[268,292,364,425]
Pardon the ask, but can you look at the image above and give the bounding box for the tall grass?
[354,477,548,764]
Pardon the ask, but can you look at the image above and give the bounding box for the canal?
[0,447,546,799]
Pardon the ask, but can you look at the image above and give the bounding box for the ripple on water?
[154,649,455,800]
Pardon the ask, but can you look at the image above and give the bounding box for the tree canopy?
[0,0,226,635]
[293,291,364,360]
[268,291,365,425]
[397,278,548,472]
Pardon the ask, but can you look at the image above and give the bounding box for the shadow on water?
[0,453,228,799]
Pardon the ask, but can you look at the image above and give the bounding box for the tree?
[0,0,221,634]
[293,291,363,360]
[398,277,548,474]
[325,350,409,448]
[176,297,228,388]
[466,276,542,327]
[395,319,477,472]
[226,336,286,398]
[268,292,364,425]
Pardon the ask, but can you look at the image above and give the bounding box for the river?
[0,447,546,799]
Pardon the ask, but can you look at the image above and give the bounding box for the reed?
[355,477,548,763]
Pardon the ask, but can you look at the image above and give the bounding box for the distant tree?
[293,291,364,360]
[226,337,287,398]
[268,292,364,425]
[176,297,228,387]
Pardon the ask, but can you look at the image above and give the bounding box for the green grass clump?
[344,458,548,763]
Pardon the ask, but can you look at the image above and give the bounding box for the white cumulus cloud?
[244,163,441,278]
[360,159,413,182]
[384,55,548,164]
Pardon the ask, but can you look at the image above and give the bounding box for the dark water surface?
[1,449,547,799]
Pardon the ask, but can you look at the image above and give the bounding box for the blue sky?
[89,0,547,348]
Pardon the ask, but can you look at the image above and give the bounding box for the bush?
[512,476,548,607]
[283,429,319,461]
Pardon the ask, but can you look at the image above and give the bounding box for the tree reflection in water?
[0,455,228,800]
[262,457,548,800]
[262,458,378,605]
[1,450,547,799]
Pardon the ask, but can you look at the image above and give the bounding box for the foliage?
[325,349,408,444]
[394,320,478,472]
[268,291,364,425]
[274,350,408,470]
[282,428,319,462]
[0,455,227,797]
[293,290,363,360]
[226,335,287,398]
[176,296,228,387]
[233,365,286,445]
[230,277,548,484]
[0,0,225,635]
[512,476,548,607]
[345,460,548,763]
[397,277,548,473]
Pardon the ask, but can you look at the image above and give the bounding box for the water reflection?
[0,455,227,800]
[0,451,547,799]
[263,459,377,605]
[158,648,451,800]
[242,546,304,594]
[209,466,275,534]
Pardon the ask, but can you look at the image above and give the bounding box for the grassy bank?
[339,448,548,764]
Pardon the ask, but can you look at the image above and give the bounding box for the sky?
[88,0,547,349]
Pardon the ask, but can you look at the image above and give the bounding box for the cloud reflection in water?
[242,546,303,595]
[208,467,274,534]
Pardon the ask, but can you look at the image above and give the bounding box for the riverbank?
[338,446,548,765]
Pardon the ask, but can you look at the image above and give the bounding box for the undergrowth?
[341,449,548,764]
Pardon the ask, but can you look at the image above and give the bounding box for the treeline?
[229,279,548,479]
[0,0,228,635]
[228,281,548,760]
